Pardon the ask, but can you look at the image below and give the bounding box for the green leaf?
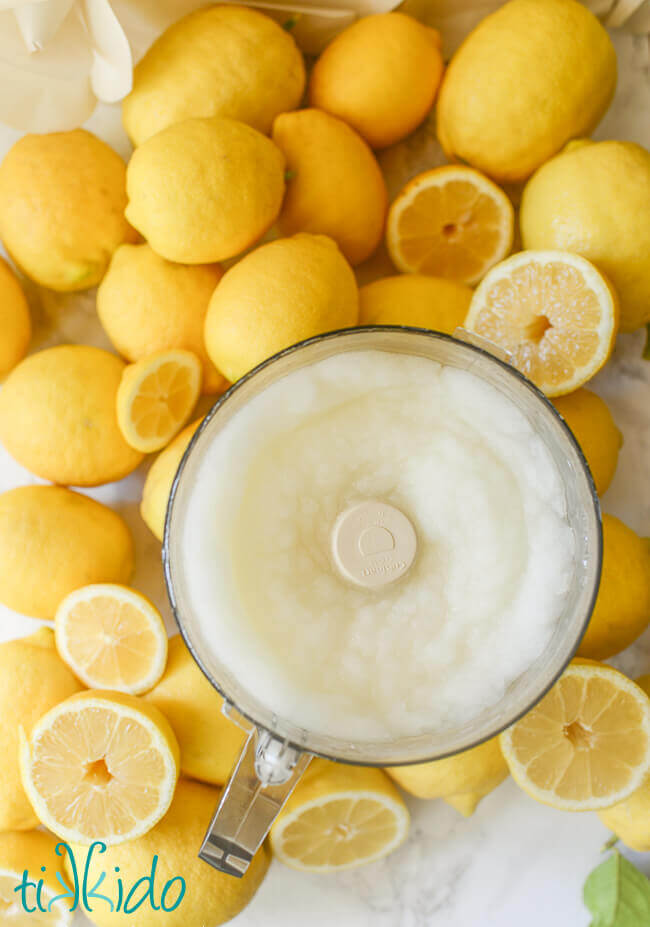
[643,323,650,359]
[584,851,650,927]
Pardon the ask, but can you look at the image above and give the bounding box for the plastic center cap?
[331,501,417,588]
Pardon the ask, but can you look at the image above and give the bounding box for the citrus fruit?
[141,419,202,542]
[0,486,134,620]
[0,629,82,831]
[598,675,650,850]
[145,635,246,785]
[20,689,179,845]
[67,778,270,927]
[436,0,616,182]
[578,514,650,661]
[500,661,650,811]
[272,108,387,266]
[97,244,226,394]
[0,257,30,379]
[0,129,136,290]
[359,274,471,333]
[465,251,618,396]
[552,389,622,495]
[116,349,202,454]
[125,117,285,264]
[122,5,305,145]
[309,12,443,149]
[204,233,359,383]
[386,165,514,284]
[0,345,143,486]
[386,735,508,817]
[0,830,73,926]
[520,139,650,331]
[55,584,168,694]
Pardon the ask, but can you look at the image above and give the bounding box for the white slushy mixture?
[180,350,575,741]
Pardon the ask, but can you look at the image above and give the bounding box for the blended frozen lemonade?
[180,349,576,742]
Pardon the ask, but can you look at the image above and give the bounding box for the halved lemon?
[500,661,650,811]
[0,831,72,926]
[465,250,618,396]
[116,349,202,453]
[55,584,168,695]
[386,165,514,284]
[20,690,179,845]
[270,759,409,872]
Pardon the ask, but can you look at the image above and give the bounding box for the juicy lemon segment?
[55,584,168,694]
[117,349,201,453]
[20,690,180,845]
[500,662,650,811]
[386,166,514,284]
[465,251,618,396]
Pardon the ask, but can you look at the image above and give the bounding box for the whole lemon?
[0,130,136,291]
[0,628,82,831]
[123,5,305,146]
[97,245,226,394]
[204,234,359,382]
[0,485,134,619]
[552,389,622,495]
[309,13,443,149]
[141,419,201,542]
[359,274,472,333]
[521,140,650,331]
[0,345,143,486]
[272,108,387,266]
[598,675,650,850]
[68,778,270,927]
[0,257,30,379]
[125,117,285,264]
[386,735,508,816]
[146,635,246,784]
[578,514,650,661]
[436,0,616,182]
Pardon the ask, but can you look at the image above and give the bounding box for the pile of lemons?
[0,0,649,923]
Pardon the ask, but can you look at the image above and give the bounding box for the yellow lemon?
[309,12,443,149]
[0,258,30,379]
[67,778,270,927]
[386,736,508,817]
[0,485,134,620]
[204,233,358,382]
[520,140,650,331]
[55,584,168,695]
[598,675,650,850]
[145,635,246,785]
[272,108,387,266]
[97,244,226,394]
[500,660,650,811]
[125,117,285,264]
[0,130,135,291]
[359,274,471,333]
[122,5,305,146]
[0,830,73,925]
[0,345,143,486]
[552,389,622,496]
[0,629,82,832]
[436,0,616,182]
[578,514,650,661]
[20,689,179,845]
[270,758,409,871]
[141,419,201,542]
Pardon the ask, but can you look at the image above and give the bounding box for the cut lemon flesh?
[465,250,618,396]
[20,690,179,845]
[0,872,70,926]
[117,349,202,453]
[55,584,168,694]
[386,165,514,284]
[500,661,650,811]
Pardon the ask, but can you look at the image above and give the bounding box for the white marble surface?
[1,12,650,927]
